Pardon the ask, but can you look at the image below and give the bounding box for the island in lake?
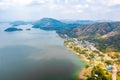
[4,27,23,32]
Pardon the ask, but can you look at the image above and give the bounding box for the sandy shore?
[78,67,92,80]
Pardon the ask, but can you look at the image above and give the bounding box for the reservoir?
[0,23,85,80]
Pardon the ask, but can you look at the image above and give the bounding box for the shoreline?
[64,44,91,79]
[64,40,119,80]
[65,44,90,63]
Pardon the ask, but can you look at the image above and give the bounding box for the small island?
[26,28,31,31]
[4,27,23,32]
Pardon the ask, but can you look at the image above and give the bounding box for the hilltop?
[57,22,120,52]
[32,18,68,30]
[32,18,97,31]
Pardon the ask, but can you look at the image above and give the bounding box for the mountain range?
[57,22,120,52]
[61,20,101,25]
[32,18,96,30]
[32,18,120,52]
[4,18,120,52]
[10,21,31,26]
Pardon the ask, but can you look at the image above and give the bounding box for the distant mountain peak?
[32,18,68,30]
[40,17,58,20]
[39,18,63,23]
[11,21,29,26]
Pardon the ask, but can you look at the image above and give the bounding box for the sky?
[0,0,120,21]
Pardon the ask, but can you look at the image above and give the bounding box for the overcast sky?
[0,0,120,21]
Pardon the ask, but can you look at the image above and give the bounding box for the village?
[64,38,120,80]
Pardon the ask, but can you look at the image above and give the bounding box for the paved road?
[112,64,117,80]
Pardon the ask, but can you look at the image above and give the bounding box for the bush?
[85,64,90,68]
[105,60,113,65]
[87,66,112,80]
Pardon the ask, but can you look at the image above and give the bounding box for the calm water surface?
[0,23,85,80]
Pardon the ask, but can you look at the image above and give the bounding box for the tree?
[105,60,113,65]
[87,66,112,80]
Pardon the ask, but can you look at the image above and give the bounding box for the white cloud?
[74,5,84,13]
[0,0,120,21]
[106,0,120,6]
[0,2,11,10]
[86,0,95,4]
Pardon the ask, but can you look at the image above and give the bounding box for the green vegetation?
[69,45,87,54]
[85,64,90,68]
[78,36,89,40]
[65,39,119,80]
[84,72,90,77]
[117,71,120,80]
[87,66,112,80]
[115,59,120,64]
[59,22,120,53]
[105,60,113,65]
[94,35,120,52]
[111,53,120,59]
[89,53,95,59]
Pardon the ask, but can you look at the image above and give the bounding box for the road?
[112,64,117,80]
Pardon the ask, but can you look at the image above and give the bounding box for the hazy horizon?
[0,0,120,21]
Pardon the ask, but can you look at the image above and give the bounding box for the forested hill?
[57,22,120,52]
[32,18,98,31]
[57,22,120,38]
[32,18,78,30]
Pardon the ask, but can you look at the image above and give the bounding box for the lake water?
[0,23,85,80]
